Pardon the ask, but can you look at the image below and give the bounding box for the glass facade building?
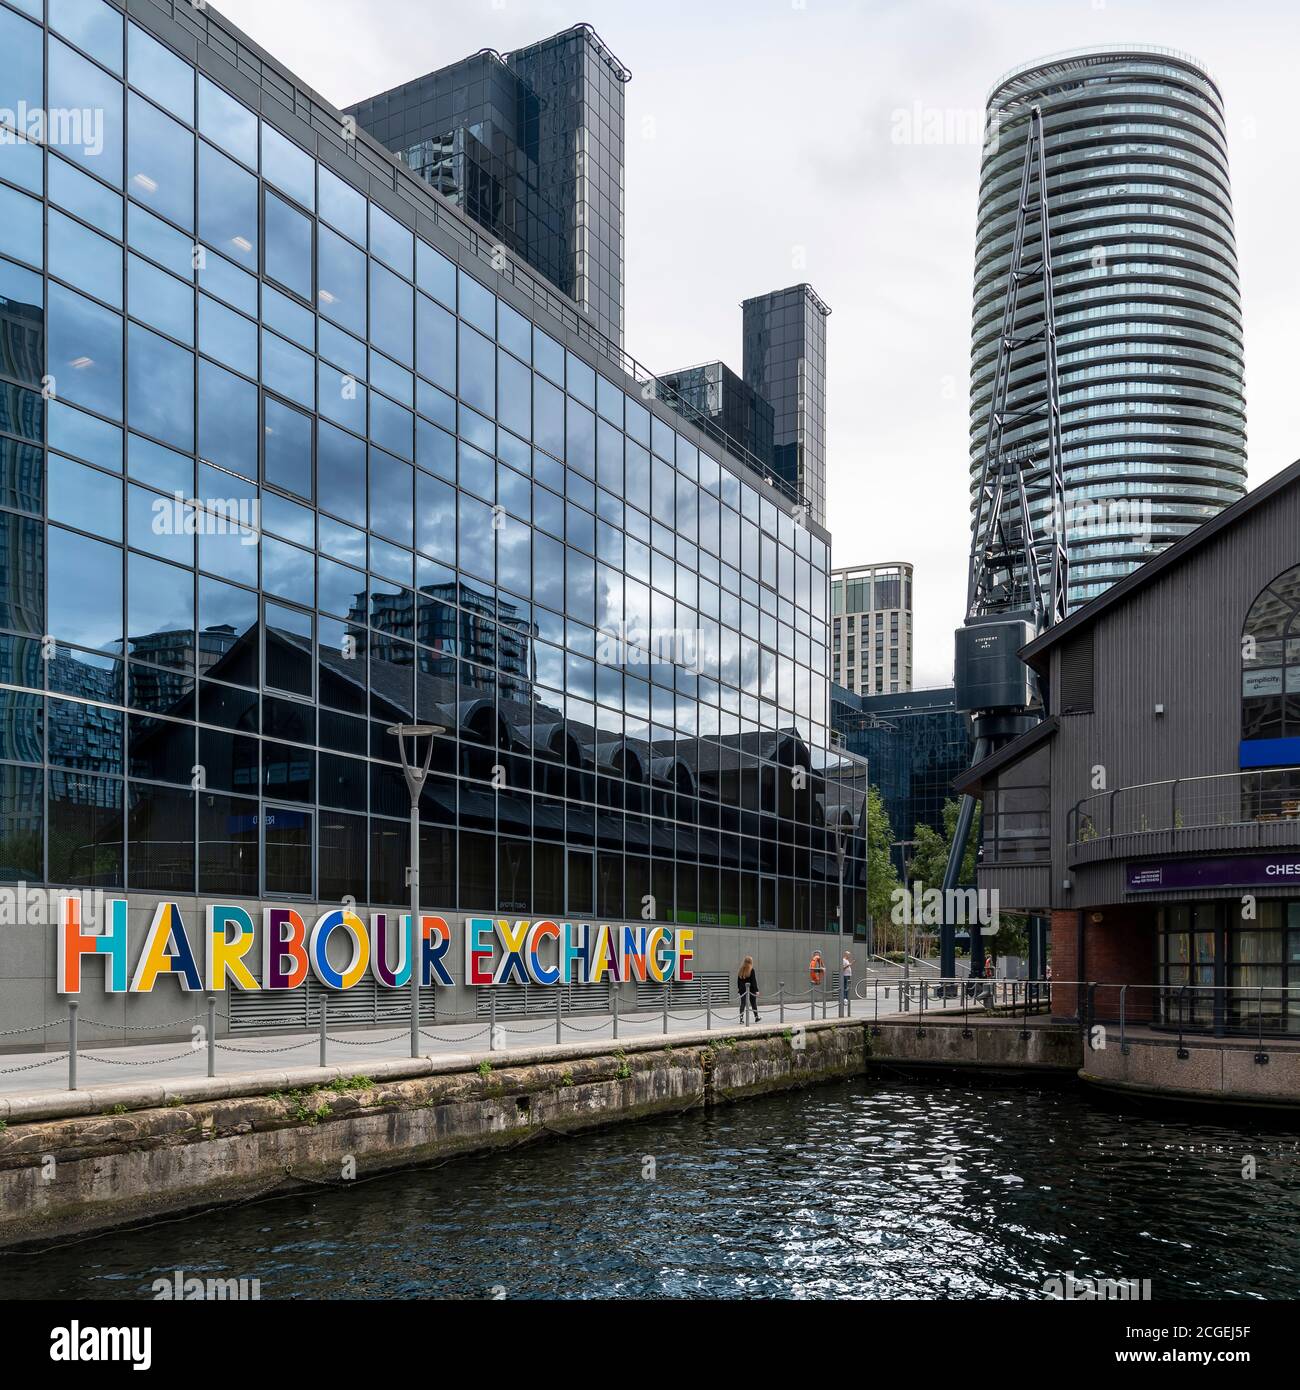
[742,284,831,527]
[831,562,913,695]
[657,361,774,478]
[347,25,629,348]
[831,685,973,848]
[0,0,868,942]
[974,47,1248,611]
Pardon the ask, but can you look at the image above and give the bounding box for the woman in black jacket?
[737,956,761,1024]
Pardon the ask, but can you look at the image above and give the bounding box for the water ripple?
[3,1078,1299,1300]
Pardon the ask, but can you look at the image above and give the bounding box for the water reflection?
[4,1079,1299,1301]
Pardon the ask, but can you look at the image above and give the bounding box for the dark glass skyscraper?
[974,48,1248,610]
[831,686,973,847]
[658,361,774,476]
[347,25,629,348]
[742,284,831,527]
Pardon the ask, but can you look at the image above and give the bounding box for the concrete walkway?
[0,995,886,1103]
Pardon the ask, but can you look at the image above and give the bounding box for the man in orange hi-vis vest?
[809,951,825,986]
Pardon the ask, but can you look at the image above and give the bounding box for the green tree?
[864,784,901,948]
[906,797,1028,959]
[907,798,979,890]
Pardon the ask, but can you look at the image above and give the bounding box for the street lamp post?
[388,723,446,1058]
[834,826,846,1017]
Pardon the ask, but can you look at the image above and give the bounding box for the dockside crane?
[938,104,1068,986]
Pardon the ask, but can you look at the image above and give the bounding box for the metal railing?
[838,974,1055,1047]
[1070,768,1300,844]
[0,981,873,1095]
[1079,983,1300,1061]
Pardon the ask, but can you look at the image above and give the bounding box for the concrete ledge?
[865,1017,1082,1073]
[0,1020,852,1124]
[0,1021,869,1247]
[1081,1034,1300,1108]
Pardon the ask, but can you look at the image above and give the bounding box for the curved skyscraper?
[971,47,1248,610]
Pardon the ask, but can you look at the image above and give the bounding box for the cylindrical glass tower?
[971,47,1248,611]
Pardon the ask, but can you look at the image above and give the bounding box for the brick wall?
[1051,905,1156,1022]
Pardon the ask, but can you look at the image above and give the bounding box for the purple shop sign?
[1127,854,1300,892]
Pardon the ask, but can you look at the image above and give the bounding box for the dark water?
[4,1078,1300,1300]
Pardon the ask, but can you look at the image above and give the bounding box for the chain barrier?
[558,1017,615,1034]
[77,1014,207,1032]
[79,1048,199,1066]
[0,1053,70,1073]
[418,1028,490,1044]
[0,1019,69,1038]
[323,1030,409,1047]
[214,1039,317,1055]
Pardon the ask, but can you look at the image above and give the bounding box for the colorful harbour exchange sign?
[56,897,695,995]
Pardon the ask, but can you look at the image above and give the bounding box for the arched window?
[1242,563,1300,760]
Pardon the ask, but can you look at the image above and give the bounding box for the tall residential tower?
[973,48,1247,609]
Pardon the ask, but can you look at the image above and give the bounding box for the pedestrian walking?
[840,951,853,1005]
[738,955,761,1024]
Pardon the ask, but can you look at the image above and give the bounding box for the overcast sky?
[212,0,1300,687]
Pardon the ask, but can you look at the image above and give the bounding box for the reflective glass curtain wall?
[0,0,862,934]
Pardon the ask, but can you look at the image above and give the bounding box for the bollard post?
[555,986,563,1046]
[490,991,497,1052]
[319,994,328,1068]
[706,988,712,1033]
[67,1000,78,1092]
[779,982,785,1025]
[613,988,619,1041]
[206,995,216,1078]
[662,983,669,1036]
[821,973,827,1021]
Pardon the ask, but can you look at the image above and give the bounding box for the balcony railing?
[1069,769,1300,846]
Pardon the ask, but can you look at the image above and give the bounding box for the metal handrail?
[1071,767,1300,845]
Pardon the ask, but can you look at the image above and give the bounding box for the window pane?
[128,551,194,666]
[199,791,258,895]
[48,525,121,651]
[198,142,257,269]
[265,189,312,301]
[197,77,256,169]
[49,284,122,418]
[128,23,193,125]
[198,359,257,477]
[317,225,365,335]
[370,260,412,365]
[127,93,192,231]
[262,124,314,211]
[0,7,43,117]
[319,166,366,244]
[127,322,193,451]
[48,38,123,183]
[128,254,192,344]
[369,205,412,278]
[48,209,122,308]
[263,395,313,500]
[49,771,123,886]
[0,765,43,880]
[128,782,194,891]
[50,0,123,71]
